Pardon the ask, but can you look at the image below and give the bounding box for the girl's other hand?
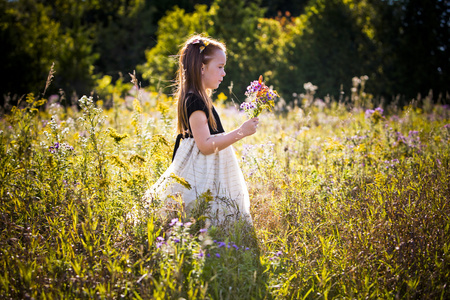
[240,117,259,137]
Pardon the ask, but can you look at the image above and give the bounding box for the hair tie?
[191,39,210,53]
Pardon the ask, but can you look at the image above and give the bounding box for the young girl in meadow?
[144,35,259,223]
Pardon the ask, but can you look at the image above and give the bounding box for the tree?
[93,1,157,79]
[369,0,449,99]
[0,0,61,100]
[1,0,158,102]
[261,0,309,17]
[208,0,266,98]
[280,0,377,100]
[138,5,211,92]
[140,0,268,93]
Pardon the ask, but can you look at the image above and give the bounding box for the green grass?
[0,88,449,299]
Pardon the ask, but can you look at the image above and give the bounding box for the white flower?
[304,82,318,92]
[352,77,361,87]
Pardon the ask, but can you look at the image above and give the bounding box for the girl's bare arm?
[189,110,259,155]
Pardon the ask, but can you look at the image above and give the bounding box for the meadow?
[1,80,449,299]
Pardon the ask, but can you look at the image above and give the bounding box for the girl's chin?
[206,83,221,90]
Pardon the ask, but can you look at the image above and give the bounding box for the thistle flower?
[240,75,278,118]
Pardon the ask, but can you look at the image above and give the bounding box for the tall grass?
[0,84,449,299]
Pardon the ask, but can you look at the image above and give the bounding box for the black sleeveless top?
[172,93,225,161]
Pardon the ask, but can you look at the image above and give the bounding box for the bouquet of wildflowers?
[240,75,278,118]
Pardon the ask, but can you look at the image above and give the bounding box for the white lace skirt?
[143,135,251,223]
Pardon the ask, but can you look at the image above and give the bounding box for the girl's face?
[202,49,226,91]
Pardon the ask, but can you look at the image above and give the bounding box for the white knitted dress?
[143,134,251,224]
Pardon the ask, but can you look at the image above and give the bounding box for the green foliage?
[280,0,376,98]
[202,220,270,299]
[368,0,450,99]
[138,0,276,98]
[241,95,450,298]
[138,5,212,91]
[1,77,449,298]
[0,0,61,97]
[93,0,157,78]
[137,0,448,102]
[2,0,448,102]
[151,220,208,299]
[0,0,156,101]
[210,0,269,98]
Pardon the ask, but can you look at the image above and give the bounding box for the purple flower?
[157,236,164,242]
[169,218,178,226]
[197,252,204,258]
[215,253,221,258]
[183,222,192,227]
[240,102,256,110]
[217,242,226,248]
[444,124,450,129]
[242,76,278,117]
[173,238,180,243]
[396,132,407,143]
[375,107,384,114]
[365,107,383,120]
[199,228,207,233]
[276,251,282,256]
[233,245,239,250]
[365,109,375,118]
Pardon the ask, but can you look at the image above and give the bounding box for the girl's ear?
[201,64,205,74]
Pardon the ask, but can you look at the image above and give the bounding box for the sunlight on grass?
[1,87,449,299]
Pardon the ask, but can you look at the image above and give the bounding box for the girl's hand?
[240,117,259,137]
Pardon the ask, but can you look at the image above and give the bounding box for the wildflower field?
[1,84,449,299]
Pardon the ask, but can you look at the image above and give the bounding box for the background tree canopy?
[1,0,448,105]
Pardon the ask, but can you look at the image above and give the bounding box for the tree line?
[1,0,448,105]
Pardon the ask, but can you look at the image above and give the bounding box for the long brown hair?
[176,34,226,135]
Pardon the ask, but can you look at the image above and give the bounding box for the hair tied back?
[191,39,210,53]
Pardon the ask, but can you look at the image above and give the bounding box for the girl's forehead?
[209,49,227,63]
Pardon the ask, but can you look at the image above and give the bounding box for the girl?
[144,35,258,223]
